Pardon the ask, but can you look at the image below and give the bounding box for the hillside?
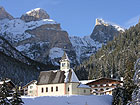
[22,95,112,105]
[0,35,57,85]
[75,22,140,80]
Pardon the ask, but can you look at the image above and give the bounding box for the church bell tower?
[60,52,70,71]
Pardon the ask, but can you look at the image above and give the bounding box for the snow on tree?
[10,86,24,105]
[131,58,140,105]
[0,80,11,105]
[112,85,128,105]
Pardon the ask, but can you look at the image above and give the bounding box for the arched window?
[100,89,104,91]
[51,87,53,92]
[95,89,98,91]
[41,88,44,93]
[56,86,58,91]
[68,87,70,92]
[62,63,65,67]
[46,87,48,92]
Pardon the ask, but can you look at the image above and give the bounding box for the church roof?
[37,69,79,85]
[61,52,69,61]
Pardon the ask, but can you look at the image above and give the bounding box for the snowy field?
[22,95,112,105]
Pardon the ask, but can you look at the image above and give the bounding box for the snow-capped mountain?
[20,8,50,22]
[91,19,124,43]
[69,19,124,63]
[0,7,124,66]
[0,7,77,66]
[0,6,13,20]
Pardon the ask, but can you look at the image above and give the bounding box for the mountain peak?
[95,18,124,32]
[95,18,109,26]
[0,6,14,20]
[20,8,50,22]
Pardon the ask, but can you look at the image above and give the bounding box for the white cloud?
[125,15,140,28]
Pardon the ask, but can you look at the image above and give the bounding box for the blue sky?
[0,0,140,36]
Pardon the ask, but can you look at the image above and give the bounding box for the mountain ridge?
[0,7,124,67]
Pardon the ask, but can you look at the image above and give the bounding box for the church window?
[56,86,58,91]
[41,88,44,93]
[46,87,48,92]
[51,87,53,92]
[62,63,65,67]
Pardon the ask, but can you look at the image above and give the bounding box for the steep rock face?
[20,8,50,22]
[69,36,102,63]
[0,8,77,66]
[70,19,124,63]
[0,7,124,67]
[91,19,124,43]
[0,6,14,20]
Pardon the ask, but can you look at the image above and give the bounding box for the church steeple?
[60,52,70,71]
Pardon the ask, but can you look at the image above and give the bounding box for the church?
[35,52,91,96]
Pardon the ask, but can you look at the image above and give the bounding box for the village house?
[85,78,123,95]
[23,80,37,96]
[23,52,91,96]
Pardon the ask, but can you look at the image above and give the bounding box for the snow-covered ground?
[22,95,112,105]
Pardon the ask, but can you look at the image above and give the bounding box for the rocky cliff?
[0,7,77,66]
[70,19,124,63]
[91,19,124,43]
[0,7,124,67]
[20,8,50,22]
[0,6,13,20]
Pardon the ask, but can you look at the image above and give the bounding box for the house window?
[30,86,33,89]
[68,87,70,92]
[46,87,48,92]
[84,90,86,93]
[95,89,98,91]
[56,86,58,91]
[41,88,44,93]
[51,87,53,92]
[94,85,97,87]
[29,91,32,93]
[100,89,104,91]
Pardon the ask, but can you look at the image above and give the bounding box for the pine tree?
[112,85,128,105]
[123,57,136,102]
[131,58,140,105]
[0,80,11,105]
[10,86,24,105]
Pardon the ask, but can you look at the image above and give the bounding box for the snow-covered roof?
[37,69,79,85]
[78,84,90,88]
[79,80,95,84]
